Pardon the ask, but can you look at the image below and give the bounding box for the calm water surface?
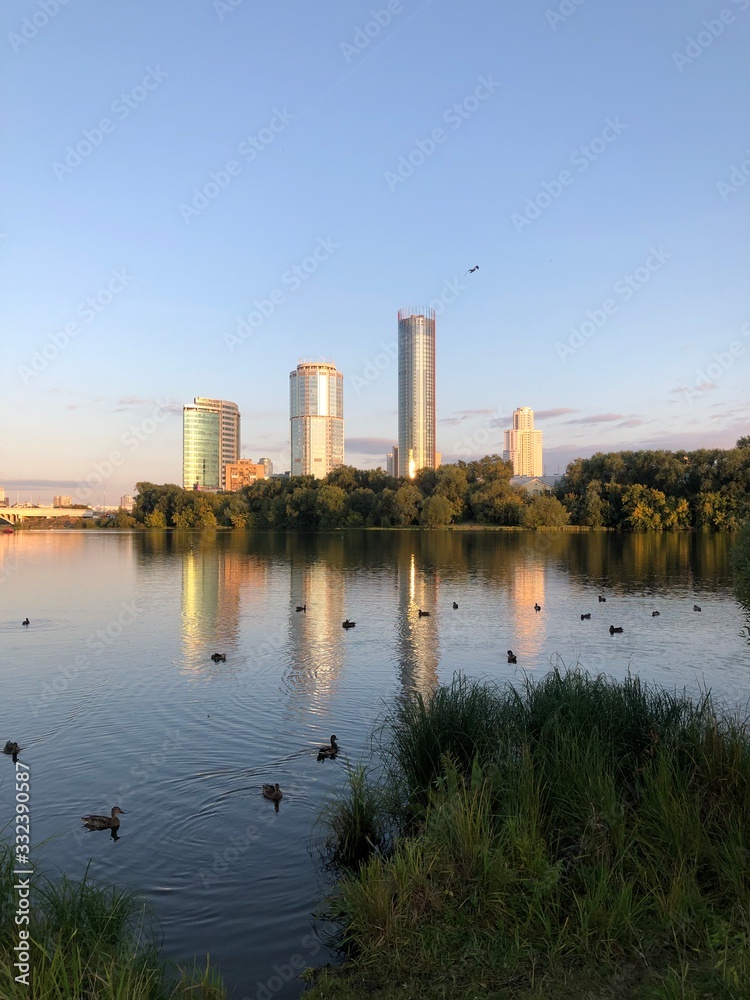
[1,530,748,999]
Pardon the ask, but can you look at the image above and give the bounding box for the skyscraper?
[289,359,344,477]
[183,397,240,490]
[398,309,436,478]
[503,406,543,476]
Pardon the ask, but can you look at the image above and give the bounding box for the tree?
[522,495,570,529]
[419,494,454,528]
[316,485,346,529]
[393,484,421,526]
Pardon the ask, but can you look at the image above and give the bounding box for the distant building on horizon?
[398,309,436,478]
[53,495,73,507]
[258,457,273,478]
[119,495,135,512]
[290,359,344,478]
[224,460,268,491]
[183,397,241,490]
[386,445,399,477]
[503,407,543,477]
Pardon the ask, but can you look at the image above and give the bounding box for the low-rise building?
[224,460,268,491]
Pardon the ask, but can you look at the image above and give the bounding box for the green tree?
[316,485,346,529]
[419,494,454,528]
[393,483,421,526]
[522,495,570,529]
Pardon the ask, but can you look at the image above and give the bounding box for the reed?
[0,844,226,1000]
[311,669,750,999]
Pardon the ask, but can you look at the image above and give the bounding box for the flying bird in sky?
[465,265,479,274]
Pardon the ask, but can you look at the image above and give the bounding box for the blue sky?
[2,0,748,503]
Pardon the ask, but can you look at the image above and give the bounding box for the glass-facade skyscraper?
[183,397,241,489]
[398,309,436,478]
[289,360,344,477]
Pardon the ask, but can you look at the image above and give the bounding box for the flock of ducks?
[10,593,708,832]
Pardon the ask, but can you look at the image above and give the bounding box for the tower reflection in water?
[180,540,266,671]
[395,544,440,697]
[507,548,546,666]
[284,550,346,715]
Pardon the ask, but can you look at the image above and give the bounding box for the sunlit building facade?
[398,309,436,478]
[503,406,543,477]
[183,397,241,490]
[224,460,267,491]
[289,360,344,478]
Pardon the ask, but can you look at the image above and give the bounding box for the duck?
[3,741,21,756]
[418,609,430,617]
[507,650,517,664]
[534,603,541,612]
[317,735,339,760]
[296,604,306,612]
[598,596,607,603]
[81,806,125,831]
[262,783,283,802]
[342,619,356,629]
[609,625,624,634]
[452,602,458,609]
[580,613,591,620]
[693,605,701,612]
[210,653,226,662]
[22,618,30,626]
[652,611,660,617]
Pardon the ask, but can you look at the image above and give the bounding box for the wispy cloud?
[618,418,645,428]
[535,407,579,420]
[346,437,396,455]
[563,413,626,426]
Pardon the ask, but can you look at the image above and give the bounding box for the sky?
[2,0,748,504]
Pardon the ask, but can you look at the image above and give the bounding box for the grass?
[0,843,226,999]
[308,670,750,1000]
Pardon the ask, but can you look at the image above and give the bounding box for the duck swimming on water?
[210,653,226,662]
[342,619,356,629]
[452,602,458,609]
[82,806,125,831]
[3,741,21,757]
[22,618,29,626]
[609,625,624,634]
[296,605,306,612]
[418,609,430,617]
[507,650,517,664]
[317,735,339,760]
[262,783,283,802]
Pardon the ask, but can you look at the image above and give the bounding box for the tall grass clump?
[320,764,391,872]
[312,669,750,1000]
[0,843,226,999]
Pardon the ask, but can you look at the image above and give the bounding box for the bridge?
[0,507,93,525]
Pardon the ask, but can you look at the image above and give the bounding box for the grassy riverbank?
[0,844,226,999]
[310,671,750,1000]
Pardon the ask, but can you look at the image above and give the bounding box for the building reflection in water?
[181,541,265,671]
[284,553,346,713]
[395,547,440,697]
[507,548,546,665]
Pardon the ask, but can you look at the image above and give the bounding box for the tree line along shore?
[71,441,750,531]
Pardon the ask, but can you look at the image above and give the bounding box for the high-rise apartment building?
[398,309,436,478]
[183,397,241,490]
[258,457,274,478]
[289,359,344,478]
[386,445,399,477]
[503,406,543,477]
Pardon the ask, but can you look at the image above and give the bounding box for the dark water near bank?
[1,530,748,998]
